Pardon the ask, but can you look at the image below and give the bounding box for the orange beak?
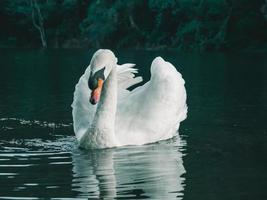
[90,79,104,105]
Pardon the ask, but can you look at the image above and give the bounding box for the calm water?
[0,49,267,199]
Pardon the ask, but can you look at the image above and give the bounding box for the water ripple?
[0,118,186,199]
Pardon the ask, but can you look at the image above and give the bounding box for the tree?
[4,0,47,48]
[30,0,47,48]
[1,0,267,50]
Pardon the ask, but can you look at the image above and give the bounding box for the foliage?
[0,0,267,51]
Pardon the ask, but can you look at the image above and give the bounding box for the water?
[0,49,267,199]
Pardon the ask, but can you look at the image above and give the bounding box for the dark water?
[0,49,267,199]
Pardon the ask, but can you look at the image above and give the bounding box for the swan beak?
[90,79,104,105]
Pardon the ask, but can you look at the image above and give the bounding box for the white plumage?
[72,49,187,149]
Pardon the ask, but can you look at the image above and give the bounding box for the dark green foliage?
[0,0,267,51]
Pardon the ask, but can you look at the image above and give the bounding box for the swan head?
[88,49,117,105]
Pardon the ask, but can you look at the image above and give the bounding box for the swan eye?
[88,67,106,90]
[88,75,98,90]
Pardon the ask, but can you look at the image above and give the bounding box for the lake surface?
[0,49,267,199]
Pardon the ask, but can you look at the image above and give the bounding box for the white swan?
[72,49,187,149]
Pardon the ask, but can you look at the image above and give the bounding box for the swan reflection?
[72,137,186,199]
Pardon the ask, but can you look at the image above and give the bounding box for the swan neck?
[96,67,117,117]
[91,67,118,147]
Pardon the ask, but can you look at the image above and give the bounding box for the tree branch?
[30,0,47,48]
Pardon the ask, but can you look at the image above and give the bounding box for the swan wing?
[117,63,143,99]
[116,57,187,145]
[72,65,96,141]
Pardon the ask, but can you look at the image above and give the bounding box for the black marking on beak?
[88,67,106,90]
